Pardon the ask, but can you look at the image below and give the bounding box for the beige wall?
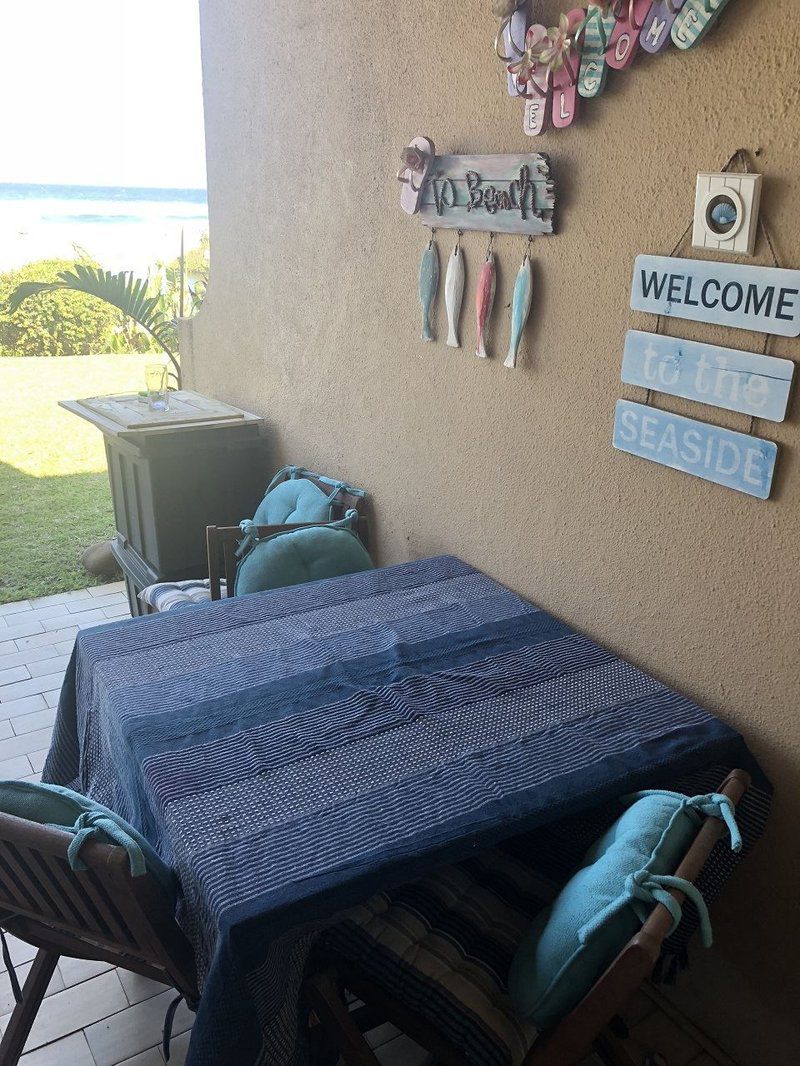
[185,1,800,1060]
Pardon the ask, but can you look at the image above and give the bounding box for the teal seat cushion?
[252,477,333,525]
[234,511,373,596]
[508,790,742,1030]
[0,779,176,898]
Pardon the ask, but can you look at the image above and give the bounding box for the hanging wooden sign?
[399,140,555,235]
[613,399,778,499]
[622,330,795,422]
[630,255,800,337]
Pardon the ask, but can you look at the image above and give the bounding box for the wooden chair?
[206,515,371,601]
[0,812,198,1065]
[304,770,751,1066]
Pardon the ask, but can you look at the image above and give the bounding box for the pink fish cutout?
[552,8,584,129]
[606,0,652,69]
[475,252,496,359]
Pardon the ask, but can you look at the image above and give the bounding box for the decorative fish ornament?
[445,244,465,348]
[475,251,496,359]
[504,254,533,369]
[418,238,439,342]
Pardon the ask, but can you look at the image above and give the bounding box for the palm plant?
[7,264,182,386]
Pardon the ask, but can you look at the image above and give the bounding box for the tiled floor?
[0,585,734,1066]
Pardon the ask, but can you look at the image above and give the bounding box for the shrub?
[0,257,120,357]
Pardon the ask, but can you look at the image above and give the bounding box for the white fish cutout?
[418,239,439,342]
[475,251,496,359]
[504,254,533,369]
[445,244,465,348]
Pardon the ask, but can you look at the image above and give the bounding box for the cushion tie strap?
[0,926,22,1004]
[685,793,743,853]
[65,812,147,878]
[236,519,260,558]
[162,992,184,1061]
[626,871,715,948]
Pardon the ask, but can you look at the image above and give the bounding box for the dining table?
[42,555,770,1066]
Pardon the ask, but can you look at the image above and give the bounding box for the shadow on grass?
[0,461,115,603]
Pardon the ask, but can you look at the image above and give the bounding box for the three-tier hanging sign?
[493,0,734,135]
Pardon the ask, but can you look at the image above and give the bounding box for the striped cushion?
[325,849,558,1066]
[139,579,227,612]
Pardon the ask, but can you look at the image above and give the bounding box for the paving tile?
[630,1009,702,1066]
[44,690,62,708]
[29,748,50,774]
[0,933,38,973]
[1,619,45,642]
[0,645,64,671]
[0,694,47,719]
[104,602,132,619]
[10,707,57,736]
[55,639,79,655]
[84,987,193,1066]
[0,720,14,740]
[58,957,114,989]
[26,655,71,679]
[118,1049,165,1066]
[0,600,32,616]
[19,1030,96,1066]
[88,581,126,598]
[29,604,79,622]
[41,612,92,632]
[375,1034,430,1066]
[29,590,92,609]
[0,957,64,1015]
[161,1027,192,1064]
[66,594,125,615]
[20,772,41,784]
[117,968,169,1006]
[0,726,56,760]
[0,970,128,1050]
[0,754,33,780]
[0,666,30,687]
[15,628,79,653]
[366,1022,402,1048]
[0,640,18,657]
[0,673,65,703]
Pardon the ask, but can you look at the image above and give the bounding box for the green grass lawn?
[0,354,150,603]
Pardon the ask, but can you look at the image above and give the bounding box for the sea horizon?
[0,181,209,274]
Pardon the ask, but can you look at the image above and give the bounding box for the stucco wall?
[185,1,800,1060]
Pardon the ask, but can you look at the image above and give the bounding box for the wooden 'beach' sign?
[613,399,778,499]
[622,330,795,422]
[630,255,800,337]
[419,154,554,235]
[399,141,555,235]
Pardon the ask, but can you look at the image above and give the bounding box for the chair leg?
[304,970,381,1066]
[0,949,60,1065]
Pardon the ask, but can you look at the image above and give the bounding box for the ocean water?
[0,183,209,274]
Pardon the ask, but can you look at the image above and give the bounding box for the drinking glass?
[145,364,169,412]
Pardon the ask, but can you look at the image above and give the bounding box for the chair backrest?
[524,768,751,1065]
[206,516,371,601]
[0,811,197,1000]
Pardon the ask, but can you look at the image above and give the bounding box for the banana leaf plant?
[7,264,182,386]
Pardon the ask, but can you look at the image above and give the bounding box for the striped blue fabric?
[41,556,769,1066]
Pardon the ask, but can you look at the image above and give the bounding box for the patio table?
[42,556,769,1066]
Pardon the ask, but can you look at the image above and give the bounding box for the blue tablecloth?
[43,556,769,1065]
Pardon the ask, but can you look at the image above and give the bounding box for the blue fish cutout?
[418,239,439,342]
[504,255,533,368]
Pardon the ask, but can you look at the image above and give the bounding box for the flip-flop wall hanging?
[494,0,735,135]
[398,139,552,364]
